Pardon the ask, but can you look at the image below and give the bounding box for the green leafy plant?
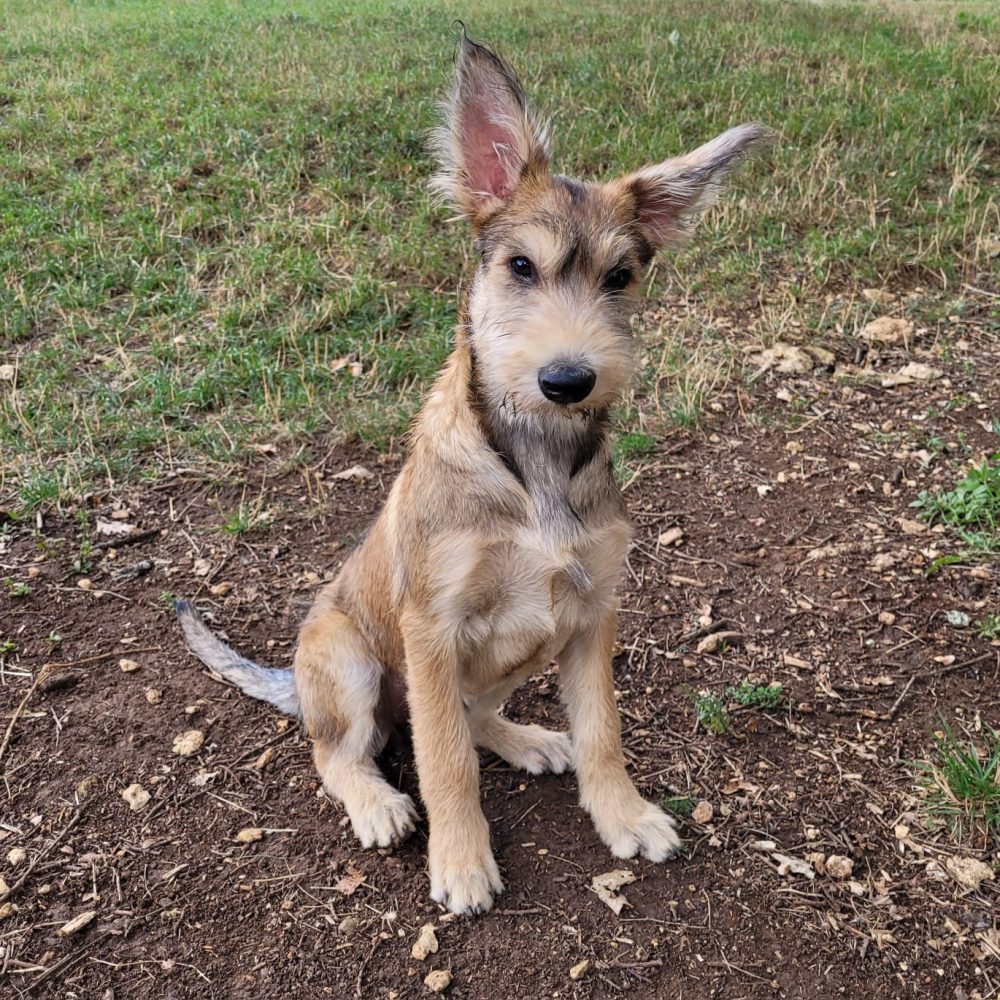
[3,577,31,598]
[662,796,695,818]
[693,692,730,734]
[913,455,1000,559]
[725,681,784,709]
[975,614,1000,640]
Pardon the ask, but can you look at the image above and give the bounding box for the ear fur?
[430,28,550,224]
[623,123,774,249]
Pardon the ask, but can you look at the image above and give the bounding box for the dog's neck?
[413,332,618,534]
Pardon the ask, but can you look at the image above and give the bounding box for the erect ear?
[623,123,774,251]
[430,29,550,225]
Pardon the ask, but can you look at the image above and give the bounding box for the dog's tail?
[175,600,301,717]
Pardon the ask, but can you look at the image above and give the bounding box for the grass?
[1,0,998,509]
[913,454,1000,558]
[662,795,695,818]
[914,723,1000,846]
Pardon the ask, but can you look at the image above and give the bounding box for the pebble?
[119,658,140,673]
[121,783,150,812]
[172,730,204,756]
[424,970,452,993]
[570,959,591,981]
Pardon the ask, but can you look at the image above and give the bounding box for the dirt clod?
[411,922,439,961]
[172,730,204,756]
[424,969,452,993]
[120,783,150,811]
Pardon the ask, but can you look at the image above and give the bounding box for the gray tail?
[175,600,301,717]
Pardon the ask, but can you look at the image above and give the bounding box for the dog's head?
[431,31,771,418]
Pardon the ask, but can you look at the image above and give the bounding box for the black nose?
[537,364,596,405]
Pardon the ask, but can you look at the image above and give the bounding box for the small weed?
[914,723,1000,845]
[0,639,17,654]
[160,591,176,610]
[663,796,695,818]
[45,631,62,646]
[913,455,1000,558]
[693,692,731,735]
[221,500,273,536]
[975,614,1000,640]
[3,578,31,598]
[725,681,784,709]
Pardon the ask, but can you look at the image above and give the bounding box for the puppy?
[178,30,770,915]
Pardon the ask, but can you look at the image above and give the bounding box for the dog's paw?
[429,847,503,915]
[349,789,419,849]
[593,797,682,863]
[505,725,573,775]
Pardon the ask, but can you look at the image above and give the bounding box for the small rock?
[77,578,93,590]
[6,847,27,866]
[0,364,15,382]
[424,969,452,993]
[119,658,140,673]
[145,689,163,705]
[657,527,684,547]
[192,558,212,577]
[878,611,896,626]
[946,856,994,891]
[209,581,233,597]
[411,923,439,961]
[860,316,912,344]
[253,746,276,770]
[0,902,18,921]
[236,827,264,844]
[172,730,204,756]
[696,630,742,654]
[691,800,714,825]
[57,910,97,937]
[569,959,591,981]
[881,361,942,387]
[826,855,854,879]
[120,783,150,812]
[332,465,374,482]
[870,552,896,573]
[338,914,360,937]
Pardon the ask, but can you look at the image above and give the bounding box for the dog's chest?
[430,514,628,685]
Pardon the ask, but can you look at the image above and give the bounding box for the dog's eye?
[509,256,536,281]
[603,267,633,293]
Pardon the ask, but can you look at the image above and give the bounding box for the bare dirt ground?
[1,309,998,999]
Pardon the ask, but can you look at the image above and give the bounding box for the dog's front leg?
[560,610,682,861]
[401,609,503,915]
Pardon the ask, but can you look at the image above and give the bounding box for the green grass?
[1,0,998,509]
[913,455,1000,558]
[915,723,1000,845]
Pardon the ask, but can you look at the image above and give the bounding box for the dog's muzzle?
[537,364,596,405]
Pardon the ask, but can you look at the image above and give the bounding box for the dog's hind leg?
[296,608,417,849]
[471,713,573,775]
[466,670,573,775]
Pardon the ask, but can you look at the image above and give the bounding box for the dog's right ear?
[430,29,550,225]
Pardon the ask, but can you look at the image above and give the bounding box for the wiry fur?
[178,31,771,915]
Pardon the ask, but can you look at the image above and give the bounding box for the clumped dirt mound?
[1,342,998,999]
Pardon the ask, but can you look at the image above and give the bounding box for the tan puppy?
[178,31,770,915]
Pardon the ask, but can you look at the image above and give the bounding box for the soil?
[1,316,998,999]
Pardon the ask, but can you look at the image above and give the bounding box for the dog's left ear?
[431,30,550,225]
[623,123,774,250]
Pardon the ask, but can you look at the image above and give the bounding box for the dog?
[177,29,770,915]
